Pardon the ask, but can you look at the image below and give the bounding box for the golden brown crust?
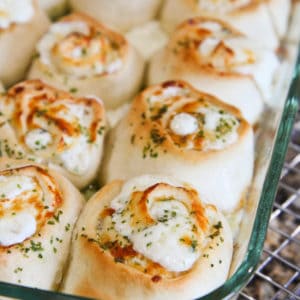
[62,177,233,300]
[0,79,107,188]
[0,158,84,289]
[128,80,250,162]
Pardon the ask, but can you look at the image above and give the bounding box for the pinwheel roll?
[38,0,68,19]
[0,159,83,289]
[160,0,291,49]
[69,0,162,33]
[0,0,49,87]
[102,80,254,213]
[62,175,233,300]
[0,80,106,189]
[148,17,280,125]
[28,13,144,110]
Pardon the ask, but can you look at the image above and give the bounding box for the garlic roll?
[28,13,145,110]
[160,0,291,49]
[62,175,233,300]
[38,0,68,19]
[102,80,254,213]
[148,17,280,125]
[0,159,83,289]
[69,0,162,33]
[0,79,106,189]
[0,0,50,87]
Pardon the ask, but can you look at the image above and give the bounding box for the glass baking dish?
[0,5,300,300]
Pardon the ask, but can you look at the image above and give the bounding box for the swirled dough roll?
[69,0,162,33]
[160,0,291,49]
[0,0,50,87]
[0,159,83,289]
[148,17,280,124]
[102,80,254,213]
[62,175,233,300]
[0,79,106,189]
[38,0,68,19]
[28,13,145,110]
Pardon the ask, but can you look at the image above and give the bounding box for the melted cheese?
[0,0,34,29]
[110,178,204,272]
[170,113,198,136]
[0,175,35,200]
[37,20,123,78]
[201,107,239,151]
[25,129,53,151]
[0,212,36,246]
[197,0,251,13]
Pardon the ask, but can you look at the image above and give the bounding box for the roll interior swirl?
[0,0,50,87]
[69,0,162,33]
[62,175,233,300]
[102,80,254,213]
[0,159,84,289]
[28,13,145,110]
[0,79,106,188]
[148,17,280,124]
[160,0,291,49]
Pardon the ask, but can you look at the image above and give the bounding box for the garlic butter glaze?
[160,0,291,49]
[148,17,279,124]
[28,13,144,110]
[0,160,83,289]
[0,80,106,188]
[102,80,254,213]
[63,175,233,300]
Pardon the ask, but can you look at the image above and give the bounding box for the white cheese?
[150,86,188,104]
[25,128,52,151]
[59,135,90,175]
[197,0,250,13]
[170,113,198,136]
[111,179,202,272]
[0,0,34,29]
[201,107,239,151]
[0,211,36,246]
[0,175,35,200]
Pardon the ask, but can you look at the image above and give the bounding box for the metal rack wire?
[238,109,300,299]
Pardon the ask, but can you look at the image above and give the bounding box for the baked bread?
[102,80,254,213]
[160,0,291,49]
[0,79,106,189]
[62,175,233,300]
[0,0,50,87]
[28,13,145,110]
[148,17,279,124]
[38,0,68,19]
[0,158,84,289]
[69,0,162,33]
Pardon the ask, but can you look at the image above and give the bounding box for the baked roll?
[160,0,291,49]
[28,13,145,110]
[102,80,254,213]
[62,175,233,299]
[0,159,84,289]
[0,79,106,189]
[69,0,162,33]
[38,0,68,19]
[148,17,280,125]
[0,0,49,87]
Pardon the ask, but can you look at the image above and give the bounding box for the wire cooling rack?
[238,109,300,299]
